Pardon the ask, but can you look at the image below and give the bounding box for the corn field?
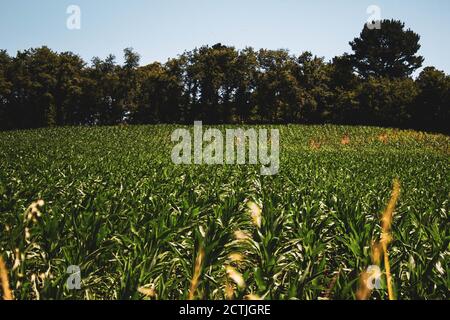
[0,125,448,300]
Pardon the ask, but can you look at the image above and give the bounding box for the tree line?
[0,20,448,133]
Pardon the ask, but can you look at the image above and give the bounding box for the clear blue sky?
[1,0,449,73]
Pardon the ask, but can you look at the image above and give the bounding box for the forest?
[0,20,448,133]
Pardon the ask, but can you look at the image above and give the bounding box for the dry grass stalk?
[357,179,400,300]
[138,284,156,298]
[371,241,383,266]
[188,247,205,300]
[381,179,400,236]
[356,271,371,300]
[383,244,394,300]
[380,178,400,300]
[0,256,13,300]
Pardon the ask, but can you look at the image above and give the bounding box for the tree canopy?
[0,21,448,133]
[349,19,424,79]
